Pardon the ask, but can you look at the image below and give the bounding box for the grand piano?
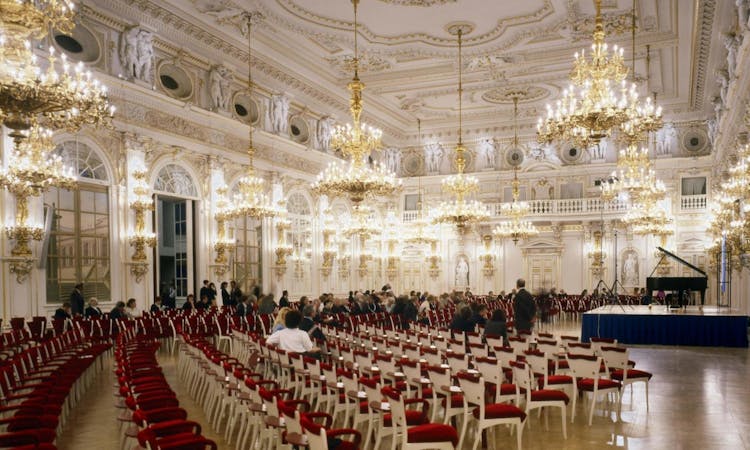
[646,246,708,306]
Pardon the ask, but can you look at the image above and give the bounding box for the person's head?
[302,305,315,318]
[200,294,208,303]
[459,306,472,320]
[209,282,216,290]
[154,297,162,305]
[116,301,126,309]
[238,295,247,304]
[282,290,288,297]
[299,296,309,307]
[203,279,209,286]
[75,283,83,291]
[187,294,194,303]
[477,304,488,317]
[89,297,98,307]
[275,307,291,326]
[221,281,228,289]
[127,298,136,308]
[62,302,71,312]
[284,310,302,329]
[516,278,526,289]
[491,309,506,322]
[230,280,236,288]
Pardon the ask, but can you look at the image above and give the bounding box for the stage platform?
[581,305,749,347]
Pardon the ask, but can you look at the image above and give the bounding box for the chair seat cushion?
[473,403,527,421]
[578,378,621,391]
[543,375,574,385]
[383,409,427,426]
[407,423,459,446]
[531,389,569,404]
[610,369,652,381]
[441,394,464,407]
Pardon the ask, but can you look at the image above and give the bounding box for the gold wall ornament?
[129,261,150,283]
[310,0,401,205]
[213,185,234,272]
[426,241,441,279]
[128,169,156,267]
[0,125,76,262]
[479,235,495,277]
[8,257,35,283]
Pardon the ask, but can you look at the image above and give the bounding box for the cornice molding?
[690,0,717,111]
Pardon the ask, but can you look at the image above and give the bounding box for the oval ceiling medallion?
[376,0,457,5]
[482,86,549,104]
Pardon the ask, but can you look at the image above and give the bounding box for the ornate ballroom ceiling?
[129,0,724,144]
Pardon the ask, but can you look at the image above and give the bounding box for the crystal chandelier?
[311,0,401,204]
[536,0,661,148]
[600,145,666,204]
[405,120,439,247]
[343,204,380,243]
[0,0,113,137]
[433,26,490,234]
[493,97,538,244]
[708,144,750,265]
[226,13,277,220]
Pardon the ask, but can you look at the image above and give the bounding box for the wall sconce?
[273,203,293,277]
[212,185,235,278]
[588,230,606,277]
[128,169,156,282]
[479,235,495,277]
[426,241,441,279]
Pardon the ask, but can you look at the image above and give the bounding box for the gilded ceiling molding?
[690,0,717,110]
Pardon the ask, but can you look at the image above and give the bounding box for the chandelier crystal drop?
[536,0,661,148]
[311,0,401,204]
[225,13,277,220]
[433,26,490,234]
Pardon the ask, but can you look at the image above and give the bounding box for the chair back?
[455,372,485,412]
[568,342,594,356]
[565,353,602,380]
[600,346,628,372]
[302,417,329,450]
[474,357,502,385]
[508,336,528,355]
[445,351,469,373]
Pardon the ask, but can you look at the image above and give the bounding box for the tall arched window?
[45,140,111,304]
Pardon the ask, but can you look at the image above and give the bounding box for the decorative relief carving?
[326,52,393,75]
[375,0,457,5]
[482,86,548,104]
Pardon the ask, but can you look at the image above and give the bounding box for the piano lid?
[656,246,707,277]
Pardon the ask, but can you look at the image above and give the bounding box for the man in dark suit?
[70,284,84,316]
[199,280,213,303]
[513,278,536,334]
[279,290,290,308]
[54,303,72,320]
[84,297,103,317]
[300,305,326,342]
[221,282,232,306]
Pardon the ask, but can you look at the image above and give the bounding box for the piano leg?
[700,289,705,307]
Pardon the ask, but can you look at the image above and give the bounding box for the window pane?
[58,189,75,210]
[94,191,108,213]
[80,190,95,212]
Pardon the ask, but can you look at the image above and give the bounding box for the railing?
[403,195,707,222]
[680,194,707,211]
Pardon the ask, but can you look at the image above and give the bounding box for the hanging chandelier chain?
[631,0,637,79]
[353,0,360,79]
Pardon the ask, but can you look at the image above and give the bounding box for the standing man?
[230,280,243,305]
[199,280,214,303]
[70,283,84,316]
[279,290,290,308]
[513,278,536,334]
[220,281,232,306]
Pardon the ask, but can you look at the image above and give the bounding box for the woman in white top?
[265,310,320,354]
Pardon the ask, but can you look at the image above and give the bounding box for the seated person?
[110,301,126,320]
[450,306,475,333]
[265,310,319,356]
[150,297,163,313]
[54,302,72,320]
[85,298,103,318]
[300,305,327,342]
[483,309,508,346]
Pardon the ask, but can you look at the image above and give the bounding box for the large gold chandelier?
[536,0,660,148]
[493,97,538,244]
[708,144,750,264]
[343,204,380,243]
[311,0,401,204]
[226,13,277,220]
[433,26,490,234]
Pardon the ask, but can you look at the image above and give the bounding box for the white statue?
[120,27,153,82]
[543,143,562,164]
[657,122,677,156]
[724,33,743,80]
[315,116,335,151]
[208,65,232,111]
[707,118,718,146]
[425,143,443,173]
[738,0,750,31]
[592,139,606,160]
[716,69,730,107]
[384,147,401,174]
[478,139,496,169]
[269,93,290,134]
[622,252,639,286]
[455,257,469,287]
